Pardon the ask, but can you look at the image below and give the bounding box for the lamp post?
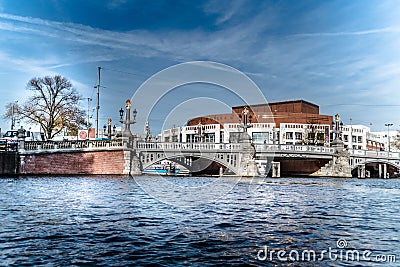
[87,98,92,133]
[349,118,353,149]
[119,99,137,143]
[239,107,252,133]
[145,121,151,141]
[107,118,112,140]
[340,121,344,141]
[331,113,344,148]
[195,120,204,142]
[385,123,393,152]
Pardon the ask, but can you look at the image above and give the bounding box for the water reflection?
[0,176,399,266]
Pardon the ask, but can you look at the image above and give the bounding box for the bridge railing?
[136,142,335,154]
[24,140,124,151]
[255,144,335,154]
[349,149,400,159]
[136,142,242,151]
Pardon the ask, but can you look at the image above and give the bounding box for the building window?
[358,136,362,143]
[286,132,293,139]
[252,132,269,144]
[204,133,215,143]
[344,135,348,142]
[295,132,302,140]
[352,136,357,143]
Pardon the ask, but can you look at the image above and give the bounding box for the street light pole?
[350,118,353,149]
[240,107,253,133]
[195,121,204,142]
[87,98,92,133]
[119,99,137,144]
[385,123,393,152]
[145,121,150,141]
[11,100,18,130]
[95,67,101,138]
[11,104,14,130]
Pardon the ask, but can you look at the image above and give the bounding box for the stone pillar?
[310,147,352,177]
[131,152,142,176]
[123,150,132,175]
[383,164,387,179]
[123,149,142,176]
[237,132,259,177]
[17,127,26,152]
[272,162,280,178]
[357,164,365,178]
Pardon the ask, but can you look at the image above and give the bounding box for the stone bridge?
[136,142,400,178]
[16,139,400,177]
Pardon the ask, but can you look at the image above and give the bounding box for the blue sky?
[1,0,400,134]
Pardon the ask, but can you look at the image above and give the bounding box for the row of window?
[285,132,303,140]
[343,135,363,143]
[283,124,328,130]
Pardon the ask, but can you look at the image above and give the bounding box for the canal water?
[0,176,399,266]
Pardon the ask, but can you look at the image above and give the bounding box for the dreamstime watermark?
[257,238,396,263]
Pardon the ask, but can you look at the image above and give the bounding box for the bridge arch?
[139,151,240,175]
[352,159,400,170]
[352,159,400,178]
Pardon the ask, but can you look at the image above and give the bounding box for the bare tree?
[4,75,87,139]
[2,102,20,130]
[392,131,400,150]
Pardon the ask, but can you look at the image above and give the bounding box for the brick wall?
[19,150,125,175]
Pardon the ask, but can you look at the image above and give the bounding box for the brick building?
[163,99,333,146]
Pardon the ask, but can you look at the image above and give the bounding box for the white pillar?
[378,164,382,178]
[272,162,280,178]
[383,164,387,179]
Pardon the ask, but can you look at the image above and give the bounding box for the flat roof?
[232,99,319,109]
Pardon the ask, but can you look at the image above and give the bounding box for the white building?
[369,130,398,152]
[162,121,332,146]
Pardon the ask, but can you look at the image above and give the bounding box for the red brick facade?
[187,99,332,129]
[19,150,125,175]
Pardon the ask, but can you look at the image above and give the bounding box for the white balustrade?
[24,140,123,151]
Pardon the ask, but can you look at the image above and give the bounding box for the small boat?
[143,166,180,175]
[143,161,181,175]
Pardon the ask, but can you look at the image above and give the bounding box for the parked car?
[2,130,18,142]
[0,140,7,150]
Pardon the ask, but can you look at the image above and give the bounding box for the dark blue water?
[0,176,399,266]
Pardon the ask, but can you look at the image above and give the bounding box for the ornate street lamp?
[385,123,393,152]
[103,124,107,138]
[195,120,204,142]
[145,121,151,141]
[239,107,252,133]
[331,113,344,147]
[107,118,112,139]
[119,99,137,141]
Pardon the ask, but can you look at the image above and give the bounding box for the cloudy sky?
[1,0,400,134]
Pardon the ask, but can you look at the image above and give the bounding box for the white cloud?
[107,0,127,9]
[292,27,400,38]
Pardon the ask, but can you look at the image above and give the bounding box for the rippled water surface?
[0,176,399,266]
